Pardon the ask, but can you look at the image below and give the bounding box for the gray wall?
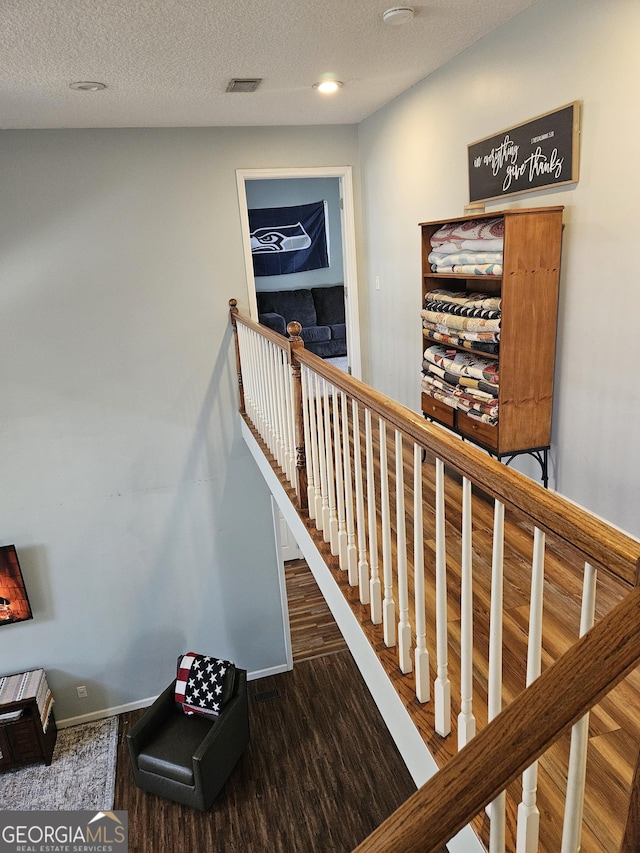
[0,125,360,720]
[358,0,640,538]
[245,177,344,291]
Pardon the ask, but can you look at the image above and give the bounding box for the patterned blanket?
[430,217,504,247]
[423,344,500,385]
[428,250,503,268]
[421,374,499,425]
[433,262,503,275]
[0,669,54,732]
[175,653,236,718]
[421,309,501,334]
[423,326,499,355]
[422,298,500,322]
[425,289,502,312]
[430,238,504,254]
[423,361,499,399]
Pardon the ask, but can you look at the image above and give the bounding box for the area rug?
[1,717,118,810]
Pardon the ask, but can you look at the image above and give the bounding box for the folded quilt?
[423,344,500,385]
[428,250,504,268]
[425,289,502,312]
[430,217,504,247]
[422,373,500,415]
[421,375,499,425]
[423,326,500,355]
[421,309,501,334]
[430,238,504,254]
[422,298,501,322]
[437,262,503,276]
[423,361,499,399]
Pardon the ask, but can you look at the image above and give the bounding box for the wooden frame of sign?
[467,101,581,204]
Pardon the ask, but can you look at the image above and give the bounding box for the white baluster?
[332,386,348,570]
[380,420,396,646]
[316,373,329,536]
[301,367,315,519]
[516,526,546,853]
[561,561,597,853]
[396,430,412,674]
[352,400,370,605]
[285,354,296,483]
[487,500,506,851]
[458,476,476,749]
[413,443,430,703]
[341,391,358,586]
[309,372,323,527]
[324,382,339,554]
[434,457,451,737]
[366,409,382,623]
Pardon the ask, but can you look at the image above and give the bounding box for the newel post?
[229,299,245,415]
[287,321,308,512]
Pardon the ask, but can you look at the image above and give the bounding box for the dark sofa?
[256,285,346,358]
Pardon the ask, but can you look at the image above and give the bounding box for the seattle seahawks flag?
[249,200,329,276]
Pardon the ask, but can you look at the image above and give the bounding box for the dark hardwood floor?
[285,557,349,662]
[115,651,417,852]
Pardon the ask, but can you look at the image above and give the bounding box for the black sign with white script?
[468,102,580,203]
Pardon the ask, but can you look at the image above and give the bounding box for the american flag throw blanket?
[175,653,236,718]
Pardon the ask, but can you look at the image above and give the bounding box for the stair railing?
[230,300,640,852]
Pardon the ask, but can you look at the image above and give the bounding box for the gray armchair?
[126,666,249,811]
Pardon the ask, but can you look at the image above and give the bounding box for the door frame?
[236,166,362,379]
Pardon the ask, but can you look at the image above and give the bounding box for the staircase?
[230,300,640,853]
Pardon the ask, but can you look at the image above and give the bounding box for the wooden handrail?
[353,585,640,853]
[230,304,640,587]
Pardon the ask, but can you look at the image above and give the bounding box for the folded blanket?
[428,250,504,268]
[423,344,500,385]
[421,309,501,334]
[431,217,504,247]
[430,238,504,254]
[422,299,501,322]
[435,263,503,276]
[423,373,500,415]
[421,374,499,425]
[424,361,499,399]
[423,326,500,355]
[424,289,502,312]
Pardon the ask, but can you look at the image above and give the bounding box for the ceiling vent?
[226,78,262,93]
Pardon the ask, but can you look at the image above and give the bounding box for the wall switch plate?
[76,685,88,698]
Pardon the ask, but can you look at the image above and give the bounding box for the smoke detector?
[382,6,415,25]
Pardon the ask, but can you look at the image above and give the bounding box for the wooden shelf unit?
[420,206,564,471]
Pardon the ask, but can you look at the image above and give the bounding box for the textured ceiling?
[0,0,538,129]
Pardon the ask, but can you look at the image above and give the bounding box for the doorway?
[236,166,361,378]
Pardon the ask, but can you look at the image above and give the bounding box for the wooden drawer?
[457,411,498,450]
[6,720,41,760]
[421,393,455,427]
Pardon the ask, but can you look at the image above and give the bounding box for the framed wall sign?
[468,101,581,203]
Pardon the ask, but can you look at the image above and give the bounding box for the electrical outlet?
[76,685,88,698]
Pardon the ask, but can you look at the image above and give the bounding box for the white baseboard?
[56,663,291,729]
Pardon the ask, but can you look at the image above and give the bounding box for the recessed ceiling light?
[313,80,343,94]
[69,81,106,91]
[382,6,415,25]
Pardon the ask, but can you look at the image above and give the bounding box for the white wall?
[245,177,344,290]
[358,0,640,537]
[0,125,359,720]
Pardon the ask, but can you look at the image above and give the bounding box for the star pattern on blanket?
[180,655,234,716]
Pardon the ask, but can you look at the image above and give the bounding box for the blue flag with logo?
[249,200,329,276]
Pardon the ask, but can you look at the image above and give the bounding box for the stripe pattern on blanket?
[430,217,504,274]
[422,344,500,426]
